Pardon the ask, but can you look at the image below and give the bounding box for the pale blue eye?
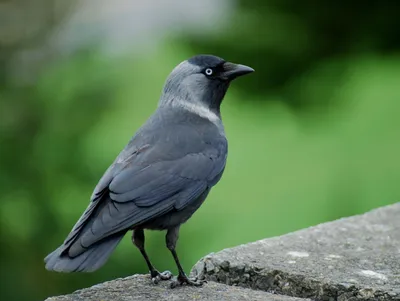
[205,68,213,76]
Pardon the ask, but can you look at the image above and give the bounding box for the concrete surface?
[45,274,309,301]
[45,203,400,301]
[191,203,400,301]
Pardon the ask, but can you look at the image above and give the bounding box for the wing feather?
[60,122,227,255]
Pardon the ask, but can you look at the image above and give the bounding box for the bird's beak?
[222,62,255,80]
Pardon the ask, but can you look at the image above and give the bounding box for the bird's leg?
[132,228,172,284]
[166,226,205,288]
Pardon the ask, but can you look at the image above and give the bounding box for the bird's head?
[160,54,254,120]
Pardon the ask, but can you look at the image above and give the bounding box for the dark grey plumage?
[45,54,254,287]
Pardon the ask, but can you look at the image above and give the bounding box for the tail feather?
[44,233,125,272]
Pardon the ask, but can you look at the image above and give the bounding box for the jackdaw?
[44,54,254,287]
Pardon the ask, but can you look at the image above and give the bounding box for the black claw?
[150,270,173,284]
[170,274,205,288]
[152,276,160,285]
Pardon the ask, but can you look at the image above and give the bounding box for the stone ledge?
[45,274,310,301]
[45,204,400,301]
[191,203,400,301]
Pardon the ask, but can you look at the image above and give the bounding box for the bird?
[44,54,254,288]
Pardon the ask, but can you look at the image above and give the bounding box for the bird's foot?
[150,270,173,284]
[170,273,206,289]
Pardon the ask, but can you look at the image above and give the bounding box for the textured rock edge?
[45,204,399,301]
[45,274,311,301]
[191,204,400,301]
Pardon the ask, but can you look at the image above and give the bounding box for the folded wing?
[62,135,226,257]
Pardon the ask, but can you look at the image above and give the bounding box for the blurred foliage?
[1,1,399,300]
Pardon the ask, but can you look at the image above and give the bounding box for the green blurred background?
[1,0,399,300]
